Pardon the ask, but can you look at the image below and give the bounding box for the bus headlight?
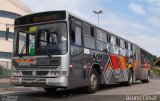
[50,71,60,76]
[12,71,21,76]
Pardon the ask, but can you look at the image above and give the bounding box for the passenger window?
[111,36,116,45]
[96,30,107,42]
[84,36,95,49]
[116,38,120,46]
[75,26,82,45]
[83,23,90,36]
[120,39,125,48]
[107,34,111,43]
[128,43,131,50]
[96,40,108,52]
[90,27,95,37]
[124,41,128,49]
[131,44,133,50]
[70,26,82,46]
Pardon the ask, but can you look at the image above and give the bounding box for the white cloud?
[129,3,146,15]
[142,0,160,14]
[149,17,160,29]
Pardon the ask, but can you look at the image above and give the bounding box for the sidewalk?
[0,79,10,83]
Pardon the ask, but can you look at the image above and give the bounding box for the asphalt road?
[0,79,160,101]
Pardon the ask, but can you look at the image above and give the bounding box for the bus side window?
[90,27,95,37]
[71,26,82,46]
[107,34,111,43]
[124,41,128,49]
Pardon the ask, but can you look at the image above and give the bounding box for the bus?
[10,10,153,93]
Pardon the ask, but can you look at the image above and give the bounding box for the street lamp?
[93,10,103,26]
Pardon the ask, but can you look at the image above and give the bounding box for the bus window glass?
[107,34,111,43]
[120,39,125,48]
[84,36,95,49]
[90,27,95,37]
[102,32,107,42]
[29,34,35,54]
[75,26,82,45]
[15,23,67,55]
[18,32,26,54]
[124,41,128,49]
[83,23,90,36]
[39,31,47,47]
[96,30,106,42]
[50,33,57,44]
[96,40,108,52]
[128,43,131,50]
[110,36,116,45]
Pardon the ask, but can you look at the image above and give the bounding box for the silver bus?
[11,10,153,93]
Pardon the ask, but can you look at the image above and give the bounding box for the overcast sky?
[22,0,160,56]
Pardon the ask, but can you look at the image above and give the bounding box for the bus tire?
[125,69,133,86]
[86,69,99,94]
[44,87,57,93]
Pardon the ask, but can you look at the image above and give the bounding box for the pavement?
[0,78,42,94]
[0,79,10,83]
[0,79,160,101]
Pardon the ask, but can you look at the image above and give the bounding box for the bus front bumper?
[10,76,68,87]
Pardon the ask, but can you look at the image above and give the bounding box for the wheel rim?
[129,74,133,84]
[148,75,150,81]
[90,73,97,89]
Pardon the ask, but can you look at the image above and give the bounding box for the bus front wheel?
[86,69,99,94]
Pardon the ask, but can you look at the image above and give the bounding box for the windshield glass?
[13,22,67,56]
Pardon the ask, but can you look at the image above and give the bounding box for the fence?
[0,61,11,78]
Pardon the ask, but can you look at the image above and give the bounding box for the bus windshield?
[13,22,68,56]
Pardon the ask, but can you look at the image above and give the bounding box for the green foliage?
[0,65,11,78]
[152,69,160,76]
[153,55,158,62]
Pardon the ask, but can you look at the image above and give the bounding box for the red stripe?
[110,54,120,69]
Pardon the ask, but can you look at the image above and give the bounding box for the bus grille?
[22,78,46,85]
[21,71,49,76]
[22,71,32,75]
[36,71,49,75]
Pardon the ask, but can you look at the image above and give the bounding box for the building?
[154,58,160,69]
[0,0,32,70]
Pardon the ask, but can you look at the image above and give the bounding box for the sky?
[21,0,160,56]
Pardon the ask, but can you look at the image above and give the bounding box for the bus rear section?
[11,11,70,91]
